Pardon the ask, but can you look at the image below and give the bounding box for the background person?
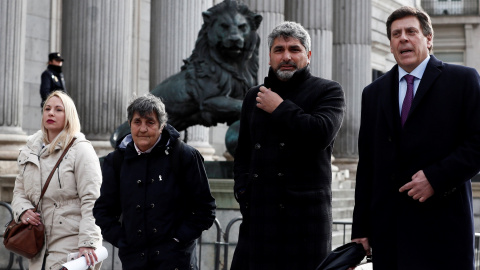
[93,94,216,270]
[11,91,103,270]
[351,6,480,269]
[231,21,345,270]
[40,52,67,107]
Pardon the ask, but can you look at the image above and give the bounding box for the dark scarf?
[47,64,63,74]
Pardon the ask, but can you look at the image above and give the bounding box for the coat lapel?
[408,56,443,118]
[380,67,401,134]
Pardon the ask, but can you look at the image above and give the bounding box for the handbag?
[316,242,367,270]
[3,138,76,259]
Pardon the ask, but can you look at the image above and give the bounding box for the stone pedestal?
[332,0,372,159]
[186,125,216,161]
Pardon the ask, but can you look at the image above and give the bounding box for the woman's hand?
[20,209,41,226]
[78,247,98,267]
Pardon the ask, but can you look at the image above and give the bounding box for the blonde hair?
[41,91,81,154]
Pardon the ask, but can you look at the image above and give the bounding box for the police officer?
[40,52,67,107]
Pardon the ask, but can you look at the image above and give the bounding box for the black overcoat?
[232,66,346,270]
[352,56,480,270]
[93,125,216,270]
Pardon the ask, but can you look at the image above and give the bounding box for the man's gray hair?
[127,94,168,126]
[268,21,311,54]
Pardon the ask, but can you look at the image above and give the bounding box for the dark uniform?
[40,52,66,107]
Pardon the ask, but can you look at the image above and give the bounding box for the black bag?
[3,138,76,258]
[316,242,366,270]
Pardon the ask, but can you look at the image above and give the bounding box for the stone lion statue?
[153,0,262,131]
[111,0,262,146]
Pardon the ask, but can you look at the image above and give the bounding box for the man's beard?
[275,61,297,81]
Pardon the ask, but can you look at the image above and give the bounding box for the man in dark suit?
[40,52,67,107]
[351,6,480,270]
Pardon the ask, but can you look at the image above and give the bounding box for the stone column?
[62,0,136,156]
[150,0,216,159]
[150,0,213,88]
[0,0,27,201]
[240,0,285,81]
[285,0,333,79]
[332,0,371,159]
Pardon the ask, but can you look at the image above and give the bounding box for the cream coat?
[11,131,102,270]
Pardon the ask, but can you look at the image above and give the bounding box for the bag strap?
[33,137,77,211]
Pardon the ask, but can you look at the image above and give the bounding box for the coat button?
[254,143,261,149]
[136,205,141,212]
[279,143,285,149]
[279,204,285,209]
[137,180,142,185]
[151,179,155,183]
[253,174,258,178]
[153,228,157,233]
[155,250,160,255]
[150,203,155,208]
[140,252,145,258]
[277,172,284,177]
[137,229,142,236]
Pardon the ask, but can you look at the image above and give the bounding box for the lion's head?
[187,0,262,68]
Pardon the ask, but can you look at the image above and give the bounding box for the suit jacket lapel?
[408,56,443,117]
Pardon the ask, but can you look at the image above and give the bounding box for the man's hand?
[399,170,434,202]
[347,238,371,270]
[352,238,371,256]
[256,86,283,113]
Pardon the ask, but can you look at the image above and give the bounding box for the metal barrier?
[0,202,25,270]
[1,205,479,270]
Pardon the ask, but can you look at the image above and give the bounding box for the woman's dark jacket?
[231,66,346,270]
[93,124,216,270]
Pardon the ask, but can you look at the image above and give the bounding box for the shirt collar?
[398,54,430,82]
[134,134,162,155]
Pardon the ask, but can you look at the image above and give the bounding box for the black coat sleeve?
[175,146,216,243]
[270,80,345,150]
[233,87,257,200]
[92,151,126,248]
[351,87,374,240]
[423,67,480,193]
[40,71,52,102]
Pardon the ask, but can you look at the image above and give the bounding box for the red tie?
[401,74,415,127]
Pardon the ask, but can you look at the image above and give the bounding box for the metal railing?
[422,0,480,16]
[1,203,480,270]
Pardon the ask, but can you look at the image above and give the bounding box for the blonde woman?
[11,91,102,270]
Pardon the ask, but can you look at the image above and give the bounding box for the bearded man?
[231,21,345,270]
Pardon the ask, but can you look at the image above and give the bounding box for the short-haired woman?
[11,91,103,270]
[94,94,216,270]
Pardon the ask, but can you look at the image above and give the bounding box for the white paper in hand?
[62,246,108,270]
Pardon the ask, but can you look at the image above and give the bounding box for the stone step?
[332,179,356,189]
[332,188,355,198]
[332,197,355,208]
[332,207,354,220]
